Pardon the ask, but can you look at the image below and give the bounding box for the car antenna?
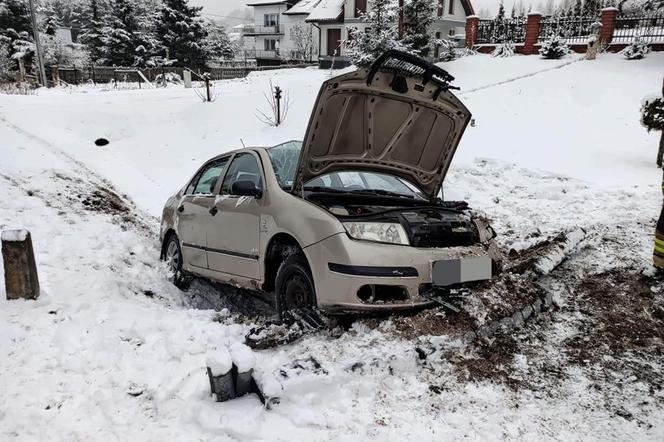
[240,138,246,148]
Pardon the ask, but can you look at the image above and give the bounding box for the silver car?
[160,51,500,314]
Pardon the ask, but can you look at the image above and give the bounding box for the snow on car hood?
[292,61,471,199]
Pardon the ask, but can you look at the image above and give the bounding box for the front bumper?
[303,232,494,313]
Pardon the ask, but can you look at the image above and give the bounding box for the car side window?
[188,158,228,195]
[220,153,262,195]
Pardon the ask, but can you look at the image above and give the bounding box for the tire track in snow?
[460,56,583,96]
[0,115,102,182]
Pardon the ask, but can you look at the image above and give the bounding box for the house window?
[437,0,443,16]
[355,0,367,17]
[264,14,278,27]
[435,32,441,39]
[448,0,455,15]
[449,28,455,36]
[264,39,278,51]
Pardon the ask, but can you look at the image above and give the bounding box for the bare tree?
[290,23,315,62]
[255,80,290,126]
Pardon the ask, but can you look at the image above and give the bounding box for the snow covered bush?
[621,36,650,60]
[491,41,515,58]
[154,72,182,86]
[642,96,664,132]
[538,36,570,59]
[346,0,413,67]
[433,39,457,62]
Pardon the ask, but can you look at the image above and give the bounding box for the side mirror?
[232,180,262,198]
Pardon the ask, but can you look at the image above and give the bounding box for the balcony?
[242,24,284,35]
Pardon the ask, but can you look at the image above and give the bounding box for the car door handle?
[209,206,218,216]
[177,205,184,213]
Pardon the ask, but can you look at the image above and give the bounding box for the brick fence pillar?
[523,12,542,55]
[465,15,479,48]
[599,7,619,45]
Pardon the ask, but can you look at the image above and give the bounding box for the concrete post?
[600,7,619,45]
[2,230,40,300]
[523,13,543,55]
[465,15,480,49]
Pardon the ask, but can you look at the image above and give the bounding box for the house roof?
[246,0,291,6]
[305,0,345,22]
[283,0,322,15]
[460,0,475,16]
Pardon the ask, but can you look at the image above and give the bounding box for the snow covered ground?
[1,52,663,440]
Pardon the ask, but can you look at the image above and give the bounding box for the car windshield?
[267,141,425,199]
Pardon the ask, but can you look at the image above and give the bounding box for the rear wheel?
[164,234,190,289]
[274,253,316,317]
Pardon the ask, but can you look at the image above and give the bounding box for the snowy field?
[1,52,663,440]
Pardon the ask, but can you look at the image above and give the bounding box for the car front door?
[178,158,229,270]
[206,152,263,280]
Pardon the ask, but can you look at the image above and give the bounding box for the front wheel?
[274,253,316,317]
[164,234,190,289]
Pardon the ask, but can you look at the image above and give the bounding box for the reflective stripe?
[657,238,664,247]
[655,244,664,255]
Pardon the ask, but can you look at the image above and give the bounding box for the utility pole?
[398,0,404,39]
[27,0,48,87]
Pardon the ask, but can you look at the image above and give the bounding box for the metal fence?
[475,18,527,44]
[537,15,598,44]
[613,13,664,43]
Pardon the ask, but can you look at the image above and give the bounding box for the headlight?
[343,222,410,245]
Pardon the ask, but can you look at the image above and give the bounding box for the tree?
[289,22,314,61]
[0,0,33,65]
[78,0,107,63]
[573,0,583,16]
[204,22,236,61]
[497,0,506,19]
[101,0,140,66]
[403,0,436,57]
[346,0,412,67]
[41,5,59,36]
[583,0,600,17]
[155,0,208,67]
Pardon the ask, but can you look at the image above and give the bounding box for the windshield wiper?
[348,189,415,199]
[303,186,345,193]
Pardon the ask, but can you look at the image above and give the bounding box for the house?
[245,0,320,65]
[306,0,475,68]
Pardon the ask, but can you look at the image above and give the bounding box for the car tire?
[274,253,316,317]
[164,234,190,289]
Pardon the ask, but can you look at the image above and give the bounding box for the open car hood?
[292,51,472,200]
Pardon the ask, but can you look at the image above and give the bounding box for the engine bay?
[306,192,481,248]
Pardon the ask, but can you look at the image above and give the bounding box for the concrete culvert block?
[229,343,256,397]
[2,230,40,300]
[206,348,235,402]
[94,138,109,146]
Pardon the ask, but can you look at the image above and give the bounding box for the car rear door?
[206,152,262,279]
[177,158,229,270]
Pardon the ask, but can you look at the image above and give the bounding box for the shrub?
[491,41,515,58]
[621,36,650,60]
[538,36,570,59]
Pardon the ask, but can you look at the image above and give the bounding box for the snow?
[206,347,232,376]
[1,229,28,242]
[305,0,345,22]
[229,343,256,373]
[1,52,664,440]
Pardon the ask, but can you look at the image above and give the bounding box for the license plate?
[432,256,492,287]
